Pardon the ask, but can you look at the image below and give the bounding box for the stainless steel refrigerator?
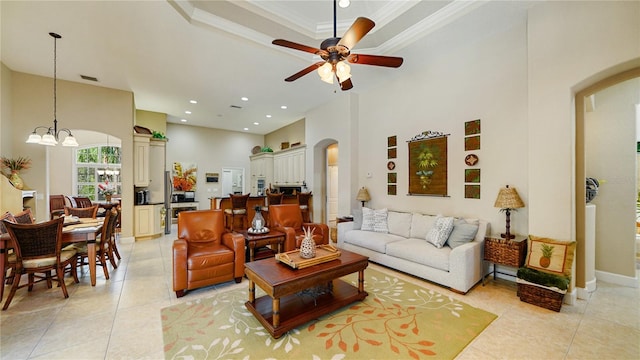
[164,171,172,234]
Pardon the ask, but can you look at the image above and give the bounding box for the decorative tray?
[247,227,269,235]
[275,244,341,269]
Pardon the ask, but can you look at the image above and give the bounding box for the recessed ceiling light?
[266,114,272,118]
[338,0,350,8]
[189,100,197,104]
[180,119,187,122]
[185,110,192,114]
[243,127,249,131]
[241,97,249,101]
[253,122,259,125]
[280,105,287,109]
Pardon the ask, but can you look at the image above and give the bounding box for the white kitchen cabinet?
[134,204,164,239]
[273,145,305,186]
[250,152,273,194]
[133,134,151,187]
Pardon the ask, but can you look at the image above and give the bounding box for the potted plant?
[1,156,31,190]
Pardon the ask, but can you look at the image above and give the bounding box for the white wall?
[304,1,639,283]
[165,123,263,206]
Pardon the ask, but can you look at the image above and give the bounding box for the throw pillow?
[373,208,389,233]
[447,219,479,249]
[425,216,455,248]
[525,235,576,278]
[361,207,375,231]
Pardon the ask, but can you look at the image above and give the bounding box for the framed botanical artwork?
[388,172,397,184]
[464,136,480,151]
[465,119,481,136]
[173,162,197,191]
[388,184,397,195]
[465,185,480,199]
[408,135,448,196]
[465,169,480,183]
[387,147,397,159]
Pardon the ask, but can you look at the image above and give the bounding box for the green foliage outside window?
[74,145,121,201]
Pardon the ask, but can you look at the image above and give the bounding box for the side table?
[483,236,527,283]
[237,230,285,262]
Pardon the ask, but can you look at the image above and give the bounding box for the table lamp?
[494,185,525,239]
[356,187,371,207]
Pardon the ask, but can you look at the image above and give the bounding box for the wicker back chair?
[13,209,34,224]
[109,207,122,261]
[224,193,250,231]
[2,218,78,310]
[65,205,98,219]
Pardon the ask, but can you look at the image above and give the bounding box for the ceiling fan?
[272,0,403,91]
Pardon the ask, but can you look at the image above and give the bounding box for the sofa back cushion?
[387,211,412,238]
[409,213,437,239]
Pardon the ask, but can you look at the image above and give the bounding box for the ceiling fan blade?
[284,62,326,82]
[347,54,404,68]
[337,17,375,51]
[340,78,353,91]
[272,39,322,55]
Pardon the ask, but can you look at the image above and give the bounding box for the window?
[75,145,121,201]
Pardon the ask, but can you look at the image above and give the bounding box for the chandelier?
[26,32,78,147]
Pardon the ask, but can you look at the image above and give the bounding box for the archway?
[575,66,640,293]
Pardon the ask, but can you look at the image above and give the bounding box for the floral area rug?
[161,268,496,360]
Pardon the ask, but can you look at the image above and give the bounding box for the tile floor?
[1,225,639,359]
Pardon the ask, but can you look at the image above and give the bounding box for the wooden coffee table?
[244,249,369,338]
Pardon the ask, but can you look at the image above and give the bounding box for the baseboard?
[595,269,639,288]
[120,236,135,244]
[564,288,576,305]
[576,278,597,299]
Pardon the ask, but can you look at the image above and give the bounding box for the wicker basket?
[484,237,526,267]
[517,283,564,312]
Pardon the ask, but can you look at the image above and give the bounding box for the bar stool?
[297,191,312,222]
[261,191,284,227]
[224,193,250,231]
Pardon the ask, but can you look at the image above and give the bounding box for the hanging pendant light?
[26,32,78,147]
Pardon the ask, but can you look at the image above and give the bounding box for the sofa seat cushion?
[187,243,234,270]
[386,238,451,272]
[343,230,405,253]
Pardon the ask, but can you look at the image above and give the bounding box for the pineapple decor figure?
[299,227,316,259]
[539,243,554,268]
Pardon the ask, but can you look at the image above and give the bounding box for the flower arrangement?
[1,156,31,176]
[98,181,116,196]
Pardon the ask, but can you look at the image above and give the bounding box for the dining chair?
[2,217,79,310]
[1,212,17,286]
[50,195,67,219]
[296,191,312,222]
[73,196,93,208]
[224,193,250,231]
[65,205,98,219]
[66,207,119,280]
[13,208,35,224]
[109,207,122,261]
[261,191,284,227]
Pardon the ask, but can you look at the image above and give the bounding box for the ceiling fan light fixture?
[336,61,351,83]
[318,62,334,84]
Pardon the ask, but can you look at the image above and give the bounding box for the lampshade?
[356,187,371,202]
[494,185,525,209]
[335,61,351,83]
[317,62,334,84]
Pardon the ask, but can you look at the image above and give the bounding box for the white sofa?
[337,209,489,294]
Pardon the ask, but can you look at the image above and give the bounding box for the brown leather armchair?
[269,204,329,252]
[172,210,245,298]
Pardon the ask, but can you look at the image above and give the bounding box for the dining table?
[0,218,103,301]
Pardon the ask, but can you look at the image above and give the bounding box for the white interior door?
[327,165,338,226]
[221,169,232,196]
